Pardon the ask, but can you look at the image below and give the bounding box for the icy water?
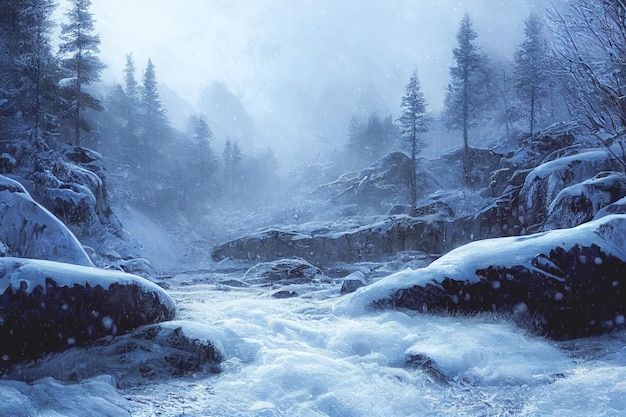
[125,272,626,416]
[3,271,626,416]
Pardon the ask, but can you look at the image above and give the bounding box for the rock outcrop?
[213,214,470,267]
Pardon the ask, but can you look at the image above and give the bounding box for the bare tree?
[550,0,626,168]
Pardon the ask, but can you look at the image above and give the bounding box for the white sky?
[54,0,548,156]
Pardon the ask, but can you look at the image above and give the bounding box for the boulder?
[336,215,626,340]
[595,196,626,219]
[518,149,623,231]
[0,257,176,368]
[6,321,222,383]
[546,172,626,230]
[0,175,93,266]
[243,258,325,285]
[340,271,368,294]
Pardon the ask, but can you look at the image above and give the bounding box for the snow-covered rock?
[334,214,626,340]
[546,172,626,230]
[340,271,368,294]
[313,152,416,214]
[243,258,326,285]
[0,257,176,368]
[595,196,626,219]
[518,149,622,231]
[213,214,468,266]
[6,321,222,384]
[0,175,93,266]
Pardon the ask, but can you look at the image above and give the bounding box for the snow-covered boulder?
[7,321,222,383]
[518,149,622,231]
[0,257,176,368]
[243,258,326,285]
[595,196,626,219]
[546,172,626,230]
[0,175,93,266]
[335,214,626,340]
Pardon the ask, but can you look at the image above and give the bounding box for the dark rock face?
[0,258,176,369]
[372,215,626,340]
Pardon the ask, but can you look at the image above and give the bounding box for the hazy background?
[55,0,552,161]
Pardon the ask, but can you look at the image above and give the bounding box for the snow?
[0,257,175,312]
[0,176,94,267]
[333,214,626,315]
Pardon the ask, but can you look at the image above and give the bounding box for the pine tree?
[514,12,550,135]
[444,13,490,174]
[194,116,213,143]
[231,141,242,165]
[58,0,105,146]
[398,69,428,212]
[141,58,167,141]
[123,53,138,103]
[223,138,233,165]
[0,0,59,139]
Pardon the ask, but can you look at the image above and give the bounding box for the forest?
[1,0,626,416]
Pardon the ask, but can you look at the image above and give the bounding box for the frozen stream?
[3,270,626,416]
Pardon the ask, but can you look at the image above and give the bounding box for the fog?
[70,0,547,159]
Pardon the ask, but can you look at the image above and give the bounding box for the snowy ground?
[3,270,625,416]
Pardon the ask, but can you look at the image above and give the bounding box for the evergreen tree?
[193,115,213,144]
[58,0,105,146]
[141,58,167,141]
[223,138,232,165]
[444,13,490,173]
[347,112,399,166]
[514,12,550,135]
[231,141,243,165]
[398,69,428,212]
[17,0,58,136]
[0,0,59,139]
[123,53,139,103]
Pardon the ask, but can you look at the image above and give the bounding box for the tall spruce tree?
[123,53,139,103]
[444,13,490,175]
[0,0,59,139]
[17,0,58,139]
[397,69,428,212]
[141,58,167,141]
[514,12,550,135]
[58,0,105,146]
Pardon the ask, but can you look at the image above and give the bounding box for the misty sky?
[57,0,551,157]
